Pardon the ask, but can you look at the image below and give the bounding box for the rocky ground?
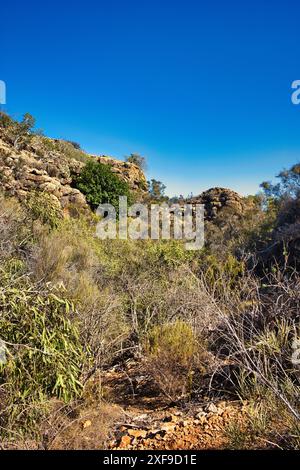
[92,361,249,451]
[109,400,246,450]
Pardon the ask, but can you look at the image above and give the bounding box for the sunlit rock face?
[0,133,147,213]
[187,187,247,220]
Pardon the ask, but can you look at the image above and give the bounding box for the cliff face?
[0,137,87,209]
[0,134,147,211]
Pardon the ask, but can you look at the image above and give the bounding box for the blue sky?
[1,0,300,196]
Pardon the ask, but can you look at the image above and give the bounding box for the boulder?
[188,187,247,220]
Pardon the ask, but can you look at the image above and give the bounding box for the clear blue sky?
[1,0,300,196]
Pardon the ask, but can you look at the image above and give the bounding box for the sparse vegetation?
[125,153,147,171]
[0,117,300,449]
[0,112,38,150]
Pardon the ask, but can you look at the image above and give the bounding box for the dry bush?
[0,194,30,260]
[204,267,300,447]
[29,219,130,372]
[144,320,209,401]
[44,400,122,450]
[29,218,98,284]
[204,199,275,258]
[104,254,218,343]
[0,391,122,450]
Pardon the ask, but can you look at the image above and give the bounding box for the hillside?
[0,112,300,450]
[0,129,147,214]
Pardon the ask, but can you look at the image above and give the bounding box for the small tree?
[125,153,147,171]
[73,160,133,211]
[260,163,300,200]
[0,112,37,149]
[147,178,167,201]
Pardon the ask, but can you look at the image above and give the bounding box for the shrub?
[29,218,129,371]
[54,139,90,163]
[125,153,147,171]
[201,253,245,295]
[146,320,197,364]
[0,270,85,438]
[66,140,82,150]
[73,160,133,211]
[260,162,300,200]
[144,321,204,400]
[204,199,275,258]
[0,112,36,149]
[147,179,168,202]
[0,194,30,260]
[25,191,62,228]
[213,268,300,446]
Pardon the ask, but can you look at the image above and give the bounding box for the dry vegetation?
[0,115,300,449]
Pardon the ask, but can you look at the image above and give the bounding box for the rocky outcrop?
[96,155,147,193]
[0,138,87,210]
[188,187,248,220]
[0,136,147,212]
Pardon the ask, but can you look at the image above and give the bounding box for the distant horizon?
[2,0,300,198]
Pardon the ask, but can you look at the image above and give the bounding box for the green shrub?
[146,320,197,365]
[0,270,85,436]
[29,217,129,370]
[201,253,245,294]
[73,160,133,211]
[25,191,62,228]
[144,321,203,400]
[0,112,36,149]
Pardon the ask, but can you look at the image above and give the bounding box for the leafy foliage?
[73,160,133,210]
[147,178,167,202]
[25,191,62,228]
[0,112,38,149]
[0,268,85,436]
[260,162,300,200]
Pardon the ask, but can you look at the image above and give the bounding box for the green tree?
[260,163,300,200]
[73,160,133,211]
[0,112,37,149]
[147,178,167,201]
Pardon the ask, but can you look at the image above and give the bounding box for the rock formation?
[188,187,248,220]
[96,155,147,193]
[0,134,147,212]
[0,137,87,209]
